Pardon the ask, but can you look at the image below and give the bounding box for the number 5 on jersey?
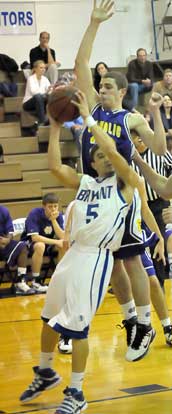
[86,204,99,224]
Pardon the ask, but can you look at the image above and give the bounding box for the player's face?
[99,78,122,109]
[131,133,147,153]
[91,148,114,176]
[44,203,59,218]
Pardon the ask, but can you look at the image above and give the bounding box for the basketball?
[48,85,80,123]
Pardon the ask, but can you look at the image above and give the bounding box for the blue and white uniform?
[42,174,131,339]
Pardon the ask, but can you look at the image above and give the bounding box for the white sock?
[137,305,151,325]
[33,273,40,278]
[40,352,54,369]
[70,372,84,391]
[18,267,27,276]
[161,317,171,328]
[121,300,137,320]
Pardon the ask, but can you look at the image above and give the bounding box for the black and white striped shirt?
[132,149,172,201]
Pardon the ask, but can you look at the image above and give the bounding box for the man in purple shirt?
[0,205,35,295]
[22,193,64,293]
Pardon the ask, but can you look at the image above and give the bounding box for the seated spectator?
[0,205,35,295]
[93,61,108,92]
[21,193,65,293]
[160,94,172,136]
[23,60,50,126]
[0,144,4,163]
[153,69,172,99]
[30,31,61,84]
[124,48,153,111]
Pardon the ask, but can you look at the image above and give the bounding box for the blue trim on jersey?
[90,249,101,310]
[96,249,110,310]
[104,216,124,248]
[51,322,89,339]
[117,185,126,203]
[130,194,143,242]
[99,204,128,248]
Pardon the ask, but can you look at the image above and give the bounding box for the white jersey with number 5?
[71,174,131,252]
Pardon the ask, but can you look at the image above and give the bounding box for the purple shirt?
[0,206,13,235]
[22,207,64,240]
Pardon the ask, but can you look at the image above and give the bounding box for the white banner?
[0,2,36,35]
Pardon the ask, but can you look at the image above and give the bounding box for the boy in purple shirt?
[0,205,35,295]
[22,193,64,293]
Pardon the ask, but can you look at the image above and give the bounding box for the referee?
[131,130,172,287]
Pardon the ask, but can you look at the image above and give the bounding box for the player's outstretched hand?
[148,92,163,112]
[71,90,90,120]
[91,0,114,24]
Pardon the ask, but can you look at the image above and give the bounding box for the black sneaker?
[164,325,172,346]
[126,323,156,362]
[117,316,137,346]
[55,387,87,414]
[20,366,62,402]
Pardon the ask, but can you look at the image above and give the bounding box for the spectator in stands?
[93,61,108,92]
[21,193,65,293]
[30,31,61,84]
[23,60,50,126]
[160,94,172,137]
[0,144,4,163]
[0,205,35,295]
[153,68,172,99]
[125,48,153,110]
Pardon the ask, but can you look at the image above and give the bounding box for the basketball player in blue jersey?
[20,95,150,412]
[74,0,167,360]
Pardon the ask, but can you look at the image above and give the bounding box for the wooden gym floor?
[1,280,172,414]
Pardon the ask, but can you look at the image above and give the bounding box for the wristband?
[85,115,97,128]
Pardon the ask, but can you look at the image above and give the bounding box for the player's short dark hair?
[89,144,99,163]
[42,192,59,205]
[103,71,128,90]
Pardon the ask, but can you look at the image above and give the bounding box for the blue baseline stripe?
[104,217,124,248]
[90,249,101,310]
[96,250,110,310]
[99,204,127,248]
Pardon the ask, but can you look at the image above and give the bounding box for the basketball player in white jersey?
[74,0,167,359]
[20,92,152,413]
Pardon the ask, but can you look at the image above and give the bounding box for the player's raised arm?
[128,93,166,155]
[48,120,81,189]
[75,0,114,109]
[72,90,140,190]
[133,149,172,200]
